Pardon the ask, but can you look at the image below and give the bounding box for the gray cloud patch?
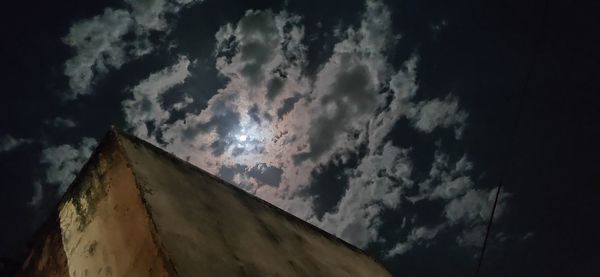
[248,104,262,125]
[409,95,468,139]
[0,135,33,153]
[218,164,247,183]
[63,8,136,99]
[41,137,97,195]
[122,57,191,138]
[386,224,445,257]
[277,93,302,119]
[266,76,285,100]
[63,0,204,99]
[47,117,77,128]
[236,10,280,85]
[218,163,283,187]
[295,62,377,163]
[27,181,43,207]
[181,93,240,141]
[197,110,242,156]
[248,163,283,187]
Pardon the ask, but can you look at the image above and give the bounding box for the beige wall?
[17,218,69,277]
[18,130,390,277]
[120,132,391,277]
[19,132,174,277]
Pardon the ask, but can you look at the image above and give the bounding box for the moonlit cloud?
[114,0,506,258]
[409,95,468,139]
[317,142,413,248]
[40,137,97,195]
[122,56,191,140]
[63,0,204,99]
[63,8,137,99]
[386,224,445,257]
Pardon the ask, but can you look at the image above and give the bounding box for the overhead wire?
[475,0,550,276]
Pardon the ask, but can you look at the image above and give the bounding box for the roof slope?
[19,128,391,276]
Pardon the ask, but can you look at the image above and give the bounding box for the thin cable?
[475,1,550,276]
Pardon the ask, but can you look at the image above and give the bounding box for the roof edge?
[111,129,181,277]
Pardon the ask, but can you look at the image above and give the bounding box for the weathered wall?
[17,216,69,277]
[18,132,174,277]
[119,132,391,277]
[18,129,391,276]
[57,135,174,277]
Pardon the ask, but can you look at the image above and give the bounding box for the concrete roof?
[18,128,391,276]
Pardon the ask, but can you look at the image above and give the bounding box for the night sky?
[1,0,599,276]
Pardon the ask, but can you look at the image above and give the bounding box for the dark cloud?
[276,93,302,119]
[295,62,376,163]
[266,76,285,100]
[248,163,283,187]
[0,135,33,153]
[237,10,280,85]
[181,94,240,141]
[248,104,262,124]
[322,61,377,109]
[305,156,359,219]
[218,164,247,183]
[218,163,283,187]
[40,137,97,195]
[63,0,204,99]
[46,117,77,128]
[202,109,241,156]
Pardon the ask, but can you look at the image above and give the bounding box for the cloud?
[116,0,496,257]
[218,163,283,189]
[276,93,302,119]
[366,56,419,152]
[405,151,473,203]
[430,176,474,200]
[293,0,394,164]
[423,153,475,201]
[444,188,504,226]
[409,95,468,139]
[0,135,32,153]
[63,8,137,99]
[383,149,508,257]
[27,181,43,207]
[63,0,203,99]
[386,224,445,257]
[456,224,486,248]
[156,7,312,194]
[40,137,97,194]
[317,142,413,248]
[447,188,505,249]
[122,56,191,139]
[47,117,77,128]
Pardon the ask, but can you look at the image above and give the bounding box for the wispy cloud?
[122,56,191,140]
[46,117,77,128]
[40,137,97,195]
[0,135,32,153]
[63,0,204,99]
[27,181,43,207]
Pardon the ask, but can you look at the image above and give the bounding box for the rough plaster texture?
[17,129,391,276]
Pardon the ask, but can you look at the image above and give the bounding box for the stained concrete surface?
[17,129,391,276]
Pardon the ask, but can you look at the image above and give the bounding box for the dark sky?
[1,0,599,276]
